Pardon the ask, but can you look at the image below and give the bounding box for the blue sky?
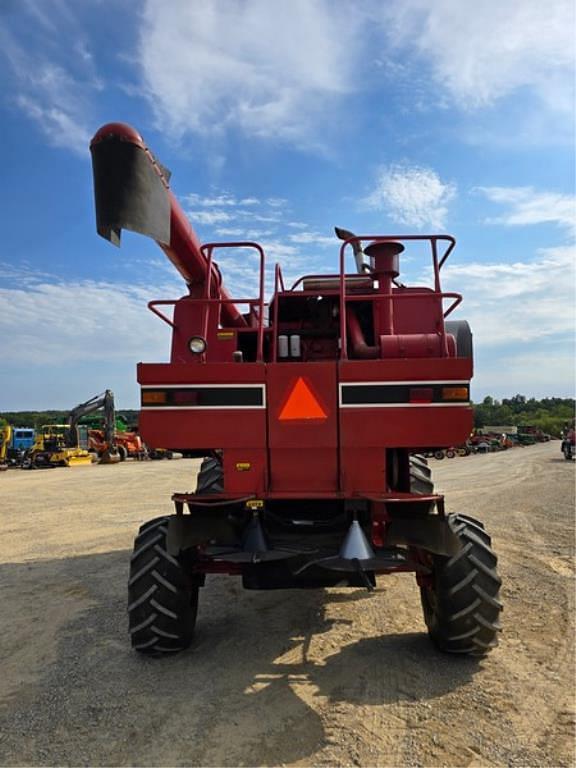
[0,0,574,410]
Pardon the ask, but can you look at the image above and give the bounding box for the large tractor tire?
[419,514,502,655]
[128,517,198,654]
[196,456,224,494]
[445,320,473,359]
[409,454,434,495]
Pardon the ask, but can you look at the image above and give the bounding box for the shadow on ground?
[0,549,481,766]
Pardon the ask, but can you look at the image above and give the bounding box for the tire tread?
[420,513,502,656]
[128,516,198,655]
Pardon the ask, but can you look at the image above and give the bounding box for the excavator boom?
[67,390,119,462]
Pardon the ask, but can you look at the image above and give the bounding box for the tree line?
[473,395,574,437]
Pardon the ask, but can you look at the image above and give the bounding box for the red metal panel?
[138,362,265,385]
[340,407,473,449]
[137,362,266,452]
[223,449,267,495]
[390,288,443,335]
[338,358,473,449]
[267,362,338,493]
[139,409,266,450]
[338,358,472,382]
[340,447,386,494]
[169,298,230,363]
[338,359,473,494]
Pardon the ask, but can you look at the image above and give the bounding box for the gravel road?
[0,442,574,767]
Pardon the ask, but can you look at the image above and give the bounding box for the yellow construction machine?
[0,425,11,471]
[25,391,126,468]
[25,424,92,468]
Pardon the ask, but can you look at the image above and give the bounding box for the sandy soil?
[0,442,574,767]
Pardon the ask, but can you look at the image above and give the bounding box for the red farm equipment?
[90,123,502,657]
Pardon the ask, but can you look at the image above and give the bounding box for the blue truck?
[8,428,36,464]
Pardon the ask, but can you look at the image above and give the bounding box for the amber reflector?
[142,390,167,404]
[442,387,468,401]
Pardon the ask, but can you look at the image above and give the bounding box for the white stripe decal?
[339,380,469,387]
[142,405,266,411]
[340,402,470,409]
[141,384,265,389]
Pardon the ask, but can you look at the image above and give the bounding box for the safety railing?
[148,241,266,362]
[338,235,458,360]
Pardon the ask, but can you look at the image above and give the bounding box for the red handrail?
[200,242,266,362]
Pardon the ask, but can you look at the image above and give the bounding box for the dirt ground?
[0,442,574,767]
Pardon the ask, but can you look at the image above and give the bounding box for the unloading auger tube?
[90,123,246,329]
[90,122,502,659]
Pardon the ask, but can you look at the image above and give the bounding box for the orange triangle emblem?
[279,377,327,421]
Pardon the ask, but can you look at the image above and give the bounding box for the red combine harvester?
[91,123,502,657]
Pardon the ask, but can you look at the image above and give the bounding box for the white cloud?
[0,15,101,155]
[186,210,235,225]
[5,0,572,156]
[0,264,184,408]
[180,189,337,287]
[0,261,59,286]
[474,349,575,400]
[19,0,76,32]
[214,228,245,237]
[288,231,335,247]
[363,165,456,229]
[476,186,576,235]
[3,0,573,157]
[380,0,575,114]
[16,94,91,155]
[185,193,260,208]
[215,228,276,239]
[137,0,363,145]
[258,241,300,261]
[241,212,283,224]
[0,279,177,366]
[443,244,576,345]
[183,190,291,234]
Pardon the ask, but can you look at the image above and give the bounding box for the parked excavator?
[76,391,143,461]
[24,391,123,468]
[69,390,123,463]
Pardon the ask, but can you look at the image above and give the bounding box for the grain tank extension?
[91,123,502,656]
